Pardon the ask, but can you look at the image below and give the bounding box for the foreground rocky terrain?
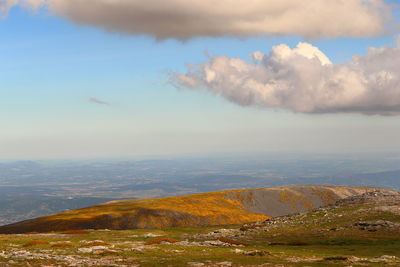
[0,187,399,266]
[0,185,391,234]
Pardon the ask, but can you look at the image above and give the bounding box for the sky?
[0,0,400,160]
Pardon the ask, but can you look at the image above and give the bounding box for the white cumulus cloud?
[0,0,393,39]
[176,41,400,115]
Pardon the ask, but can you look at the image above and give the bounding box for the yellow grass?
[4,186,378,233]
[43,190,269,226]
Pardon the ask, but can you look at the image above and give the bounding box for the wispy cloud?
[89,97,109,105]
[1,0,392,39]
[176,41,400,116]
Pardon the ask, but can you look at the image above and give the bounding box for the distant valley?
[0,196,115,226]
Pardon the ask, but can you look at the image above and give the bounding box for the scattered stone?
[370,255,398,263]
[176,240,243,247]
[232,248,244,254]
[129,233,162,238]
[203,240,242,247]
[171,249,184,253]
[129,246,146,252]
[0,249,126,266]
[77,246,112,254]
[216,261,232,266]
[353,220,400,231]
[194,229,239,239]
[187,262,205,266]
[231,249,269,256]
[347,255,399,264]
[285,256,322,263]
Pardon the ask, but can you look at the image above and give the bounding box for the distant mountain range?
[283,169,400,190]
[0,197,115,226]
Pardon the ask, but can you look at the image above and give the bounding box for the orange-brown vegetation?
[311,189,338,205]
[232,190,255,205]
[23,240,49,247]
[279,191,313,211]
[47,190,269,224]
[240,224,262,231]
[51,243,73,248]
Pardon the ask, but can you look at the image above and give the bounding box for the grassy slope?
[0,186,389,234]
[0,189,268,233]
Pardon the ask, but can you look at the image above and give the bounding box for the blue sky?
[0,3,400,159]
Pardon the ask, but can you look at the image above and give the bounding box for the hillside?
[0,188,399,266]
[0,185,394,234]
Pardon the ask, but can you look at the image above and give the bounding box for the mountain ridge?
[0,185,396,234]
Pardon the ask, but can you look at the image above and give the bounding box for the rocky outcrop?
[227,185,383,217]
